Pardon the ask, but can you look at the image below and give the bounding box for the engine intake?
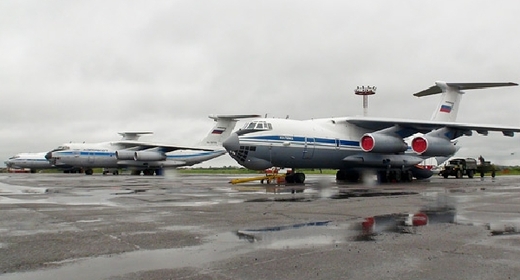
[411,135,456,156]
[360,133,407,153]
[134,151,166,161]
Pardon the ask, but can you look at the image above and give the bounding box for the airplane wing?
[112,141,217,153]
[338,116,520,156]
[343,117,520,138]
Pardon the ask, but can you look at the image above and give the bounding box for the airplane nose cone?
[223,133,240,151]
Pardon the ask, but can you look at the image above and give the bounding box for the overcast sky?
[2,0,520,168]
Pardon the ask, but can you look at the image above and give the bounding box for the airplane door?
[302,137,315,159]
[88,152,95,163]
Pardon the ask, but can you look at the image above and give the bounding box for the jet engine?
[115,150,135,160]
[134,151,166,161]
[360,133,407,153]
[411,135,456,156]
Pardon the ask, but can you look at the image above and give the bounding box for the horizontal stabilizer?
[414,82,517,97]
[118,132,153,141]
[208,114,261,120]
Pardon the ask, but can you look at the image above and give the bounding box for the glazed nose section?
[45,151,53,161]
[223,132,240,151]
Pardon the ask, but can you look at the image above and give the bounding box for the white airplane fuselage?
[50,142,226,169]
[5,152,54,170]
[224,118,425,171]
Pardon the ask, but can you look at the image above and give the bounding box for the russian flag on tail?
[212,128,225,134]
[439,101,454,113]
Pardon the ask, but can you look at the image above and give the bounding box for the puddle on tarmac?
[2,221,362,280]
[236,220,358,248]
[0,181,48,195]
[1,232,252,280]
[333,188,418,199]
[0,180,121,206]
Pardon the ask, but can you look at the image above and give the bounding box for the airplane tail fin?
[118,132,153,141]
[414,82,517,122]
[198,114,260,147]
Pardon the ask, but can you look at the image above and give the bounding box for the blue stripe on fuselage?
[54,150,222,159]
[240,135,359,148]
[55,151,115,157]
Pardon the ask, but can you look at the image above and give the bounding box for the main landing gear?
[377,170,413,183]
[336,170,361,182]
[336,169,414,183]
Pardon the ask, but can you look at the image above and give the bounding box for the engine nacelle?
[134,151,166,161]
[360,133,407,153]
[115,150,135,160]
[411,135,456,156]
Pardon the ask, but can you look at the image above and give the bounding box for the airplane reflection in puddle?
[236,202,520,248]
[359,207,456,238]
[235,206,471,246]
[236,220,357,248]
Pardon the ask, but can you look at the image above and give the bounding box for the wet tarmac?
[1,172,520,279]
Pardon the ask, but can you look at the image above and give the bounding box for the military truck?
[439,158,478,179]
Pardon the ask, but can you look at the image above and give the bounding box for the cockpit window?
[242,121,273,131]
[9,156,20,160]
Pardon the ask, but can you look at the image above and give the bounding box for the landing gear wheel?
[85,169,94,175]
[285,174,295,184]
[467,170,474,178]
[143,169,154,176]
[336,170,346,181]
[394,171,401,182]
[294,172,305,184]
[336,170,360,182]
[456,170,462,179]
[405,171,413,182]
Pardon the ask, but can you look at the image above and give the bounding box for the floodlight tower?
[354,86,377,116]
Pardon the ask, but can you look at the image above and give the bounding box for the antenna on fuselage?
[355,86,377,116]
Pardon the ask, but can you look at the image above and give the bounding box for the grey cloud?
[1,0,520,166]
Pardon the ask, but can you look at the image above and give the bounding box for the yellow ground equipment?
[229,168,287,185]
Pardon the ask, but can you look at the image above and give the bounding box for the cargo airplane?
[46,115,259,175]
[5,152,56,173]
[5,132,155,173]
[223,82,520,183]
